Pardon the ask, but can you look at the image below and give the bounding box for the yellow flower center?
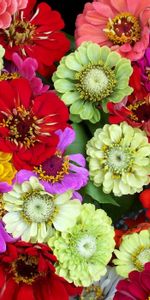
[0,152,16,184]
[127,99,150,123]
[1,105,39,148]
[131,246,150,271]
[104,12,141,45]
[0,72,20,81]
[34,151,70,183]
[4,16,35,49]
[80,285,104,300]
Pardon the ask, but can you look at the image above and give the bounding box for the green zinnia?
[52,42,133,123]
[86,122,150,196]
[48,203,115,287]
[113,229,150,278]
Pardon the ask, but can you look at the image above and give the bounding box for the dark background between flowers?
[37,0,91,34]
[36,0,143,225]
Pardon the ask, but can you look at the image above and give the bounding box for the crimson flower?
[0,78,69,170]
[114,262,150,300]
[0,241,82,300]
[107,64,150,140]
[0,0,70,76]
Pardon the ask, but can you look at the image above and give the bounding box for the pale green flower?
[86,122,150,196]
[2,176,81,243]
[48,203,115,287]
[113,229,150,278]
[0,45,5,71]
[52,42,133,123]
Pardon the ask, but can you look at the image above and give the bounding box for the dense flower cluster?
[0,0,149,299]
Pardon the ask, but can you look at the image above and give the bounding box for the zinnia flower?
[79,266,121,300]
[53,41,133,123]
[2,52,49,96]
[0,77,69,170]
[0,0,27,29]
[114,262,150,300]
[0,221,15,253]
[0,0,70,76]
[49,203,115,287]
[75,0,150,61]
[108,95,150,141]
[113,229,150,277]
[2,176,81,242]
[0,152,16,185]
[15,127,89,194]
[0,241,82,300]
[86,122,150,196]
[139,189,150,218]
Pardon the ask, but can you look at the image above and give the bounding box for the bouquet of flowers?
[0,0,149,299]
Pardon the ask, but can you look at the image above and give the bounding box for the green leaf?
[83,181,119,206]
[66,123,90,155]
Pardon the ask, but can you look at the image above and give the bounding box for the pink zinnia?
[75,0,150,60]
[0,0,27,29]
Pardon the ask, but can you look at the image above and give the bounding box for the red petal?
[0,278,17,300]
[10,78,32,109]
[16,285,35,300]
[139,189,150,208]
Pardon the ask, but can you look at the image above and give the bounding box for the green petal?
[100,46,111,62]
[61,91,80,105]
[89,107,101,123]
[80,102,95,120]
[105,52,121,68]
[87,43,101,63]
[65,53,82,71]
[70,100,84,114]
[116,64,133,77]
[56,64,75,79]
[75,47,90,65]
[54,79,74,93]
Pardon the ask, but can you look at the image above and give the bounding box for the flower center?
[22,191,55,223]
[76,235,97,258]
[2,105,39,148]
[0,72,20,81]
[75,63,116,102]
[80,285,104,300]
[104,12,141,45]
[34,152,69,183]
[11,255,41,284]
[131,246,150,271]
[103,145,133,176]
[127,99,150,123]
[4,16,35,48]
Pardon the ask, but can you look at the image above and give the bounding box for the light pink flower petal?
[126,0,141,14]
[17,0,28,10]
[140,7,150,26]
[119,43,132,53]
[0,0,7,15]
[85,9,107,25]
[93,2,114,18]
[7,0,17,14]
[0,11,11,28]
[110,0,127,13]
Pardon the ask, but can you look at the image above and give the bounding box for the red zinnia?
[0,241,82,300]
[0,78,69,170]
[0,0,70,76]
[114,262,150,300]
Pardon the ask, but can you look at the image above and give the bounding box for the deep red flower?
[114,262,150,300]
[0,241,82,300]
[140,189,150,218]
[0,78,69,170]
[0,0,70,76]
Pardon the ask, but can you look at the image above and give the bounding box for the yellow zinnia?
[0,152,16,184]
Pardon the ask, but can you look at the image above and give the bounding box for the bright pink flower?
[11,53,49,96]
[0,0,27,29]
[75,0,150,60]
